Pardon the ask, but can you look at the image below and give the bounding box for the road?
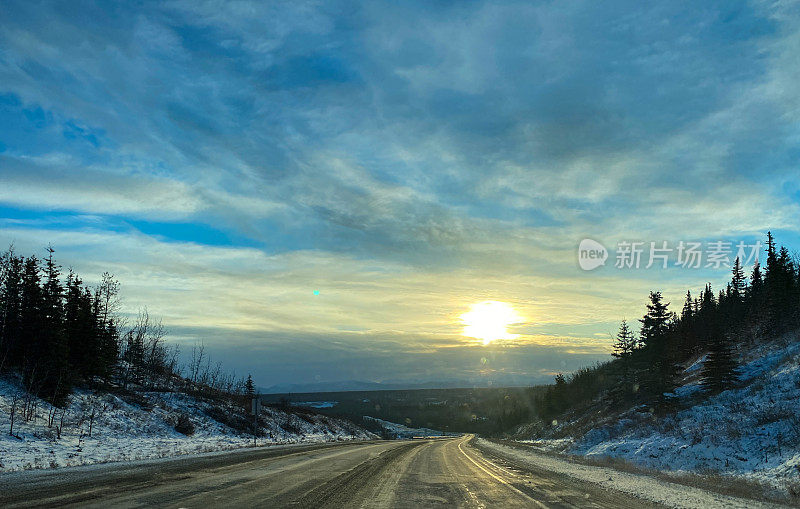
[0,435,682,508]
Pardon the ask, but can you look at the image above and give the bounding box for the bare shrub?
[174,413,195,435]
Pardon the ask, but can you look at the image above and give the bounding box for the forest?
[535,232,799,422]
[0,246,254,413]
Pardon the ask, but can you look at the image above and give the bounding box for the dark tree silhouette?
[700,335,739,394]
[245,374,256,398]
[536,231,800,426]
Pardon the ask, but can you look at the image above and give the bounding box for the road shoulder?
[0,439,381,507]
[474,439,790,509]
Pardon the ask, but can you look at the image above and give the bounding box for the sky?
[1,0,800,389]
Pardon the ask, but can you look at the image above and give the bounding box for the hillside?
[265,386,545,435]
[0,376,375,472]
[516,332,800,501]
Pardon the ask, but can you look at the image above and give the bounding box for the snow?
[529,335,800,499]
[478,439,785,509]
[363,416,459,439]
[292,401,338,409]
[518,437,575,452]
[0,378,375,472]
[685,354,707,374]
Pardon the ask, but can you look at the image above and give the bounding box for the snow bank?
[534,337,800,498]
[0,379,374,472]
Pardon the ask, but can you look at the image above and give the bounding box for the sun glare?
[460,301,522,345]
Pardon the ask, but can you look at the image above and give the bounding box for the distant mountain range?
[260,375,549,394]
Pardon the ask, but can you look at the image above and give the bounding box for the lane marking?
[456,437,548,509]
[461,482,486,509]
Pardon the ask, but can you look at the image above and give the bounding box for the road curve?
[0,435,661,508]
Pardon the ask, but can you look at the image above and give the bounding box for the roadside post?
[251,395,261,446]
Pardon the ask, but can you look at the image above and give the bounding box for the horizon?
[3,1,800,389]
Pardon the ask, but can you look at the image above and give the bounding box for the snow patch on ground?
[363,416,459,439]
[518,437,575,452]
[0,379,374,472]
[292,401,338,409]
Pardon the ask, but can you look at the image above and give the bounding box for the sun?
[460,301,522,345]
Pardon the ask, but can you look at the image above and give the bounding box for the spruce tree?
[750,259,763,295]
[697,284,717,348]
[611,320,637,399]
[41,247,69,404]
[611,319,636,358]
[681,291,693,321]
[764,231,782,331]
[0,251,23,367]
[701,336,738,394]
[679,290,698,356]
[731,257,746,301]
[638,291,677,398]
[245,374,256,398]
[639,291,670,347]
[66,271,97,380]
[777,246,797,327]
[92,289,119,381]
[748,259,763,325]
[19,256,44,388]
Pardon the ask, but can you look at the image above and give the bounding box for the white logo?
[578,239,608,271]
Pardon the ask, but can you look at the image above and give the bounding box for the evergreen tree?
[750,259,762,296]
[700,336,739,394]
[748,259,763,325]
[0,251,23,367]
[696,284,717,348]
[94,272,121,379]
[764,231,783,331]
[766,231,777,271]
[777,246,797,327]
[681,291,693,321]
[65,271,99,380]
[19,256,44,387]
[731,257,746,301]
[679,290,698,356]
[638,291,677,399]
[245,374,256,398]
[40,247,69,404]
[123,328,145,387]
[93,291,119,381]
[639,291,670,347]
[611,319,636,358]
[611,320,637,399]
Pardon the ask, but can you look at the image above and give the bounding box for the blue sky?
[1,0,799,388]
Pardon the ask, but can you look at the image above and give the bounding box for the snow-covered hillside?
[0,378,375,472]
[522,333,800,499]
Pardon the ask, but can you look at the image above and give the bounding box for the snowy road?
[0,435,784,508]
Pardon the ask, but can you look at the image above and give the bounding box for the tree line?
[0,245,254,408]
[536,232,800,421]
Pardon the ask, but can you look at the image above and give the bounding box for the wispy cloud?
[1,0,799,385]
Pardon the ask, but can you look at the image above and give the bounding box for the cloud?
[1,0,799,384]
[0,154,203,217]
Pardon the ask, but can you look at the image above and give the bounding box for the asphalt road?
[0,435,663,508]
